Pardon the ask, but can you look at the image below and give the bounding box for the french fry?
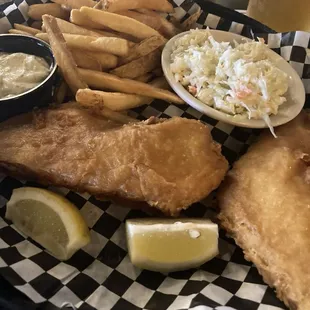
[44,14,119,38]
[51,0,96,9]
[37,33,129,56]
[83,51,118,69]
[93,28,125,38]
[60,4,71,12]
[36,32,118,69]
[89,37,129,56]
[149,76,170,89]
[169,16,183,29]
[70,9,139,42]
[94,108,138,123]
[55,80,69,104]
[42,15,88,94]
[76,90,138,123]
[159,15,181,38]
[137,76,172,105]
[9,29,34,36]
[135,73,154,83]
[14,23,41,35]
[76,77,170,111]
[70,9,104,29]
[97,0,174,13]
[119,35,166,65]
[111,49,161,79]
[28,3,69,21]
[76,89,148,111]
[181,7,202,30]
[31,21,43,30]
[93,1,103,9]
[43,18,104,37]
[78,68,184,104]
[119,14,176,40]
[131,76,171,106]
[117,10,161,32]
[80,7,161,40]
[36,32,50,42]
[71,50,102,71]
[137,9,180,38]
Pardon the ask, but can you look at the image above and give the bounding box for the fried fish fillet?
[218,111,310,310]
[0,103,228,216]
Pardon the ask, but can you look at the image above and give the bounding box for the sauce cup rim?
[0,34,57,102]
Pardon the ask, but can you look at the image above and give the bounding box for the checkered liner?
[0,1,309,309]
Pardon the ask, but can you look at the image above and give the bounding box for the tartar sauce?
[0,52,51,99]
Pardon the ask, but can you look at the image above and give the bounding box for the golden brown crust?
[0,103,228,216]
[218,111,310,310]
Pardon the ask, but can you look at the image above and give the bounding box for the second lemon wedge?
[126,218,218,272]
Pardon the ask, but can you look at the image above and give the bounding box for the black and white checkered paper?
[0,1,309,309]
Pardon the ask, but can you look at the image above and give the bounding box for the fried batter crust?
[0,103,228,216]
[218,111,310,310]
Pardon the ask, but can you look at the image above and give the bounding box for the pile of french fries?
[9,0,202,124]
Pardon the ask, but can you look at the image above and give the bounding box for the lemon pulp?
[126,219,218,272]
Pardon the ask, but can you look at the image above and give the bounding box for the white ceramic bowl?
[162,29,306,128]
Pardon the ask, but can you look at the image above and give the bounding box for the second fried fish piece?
[218,111,310,310]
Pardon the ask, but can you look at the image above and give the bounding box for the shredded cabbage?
[170,29,289,137]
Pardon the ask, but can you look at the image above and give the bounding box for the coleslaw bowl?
[162,29,305,129]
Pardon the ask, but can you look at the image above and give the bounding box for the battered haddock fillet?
[0,103,228,216]
[218,111,310,310]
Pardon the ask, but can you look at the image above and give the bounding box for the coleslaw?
[170,29,289,137]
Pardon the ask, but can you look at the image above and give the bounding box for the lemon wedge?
[126,218,218,273]
[6,187,90,261]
